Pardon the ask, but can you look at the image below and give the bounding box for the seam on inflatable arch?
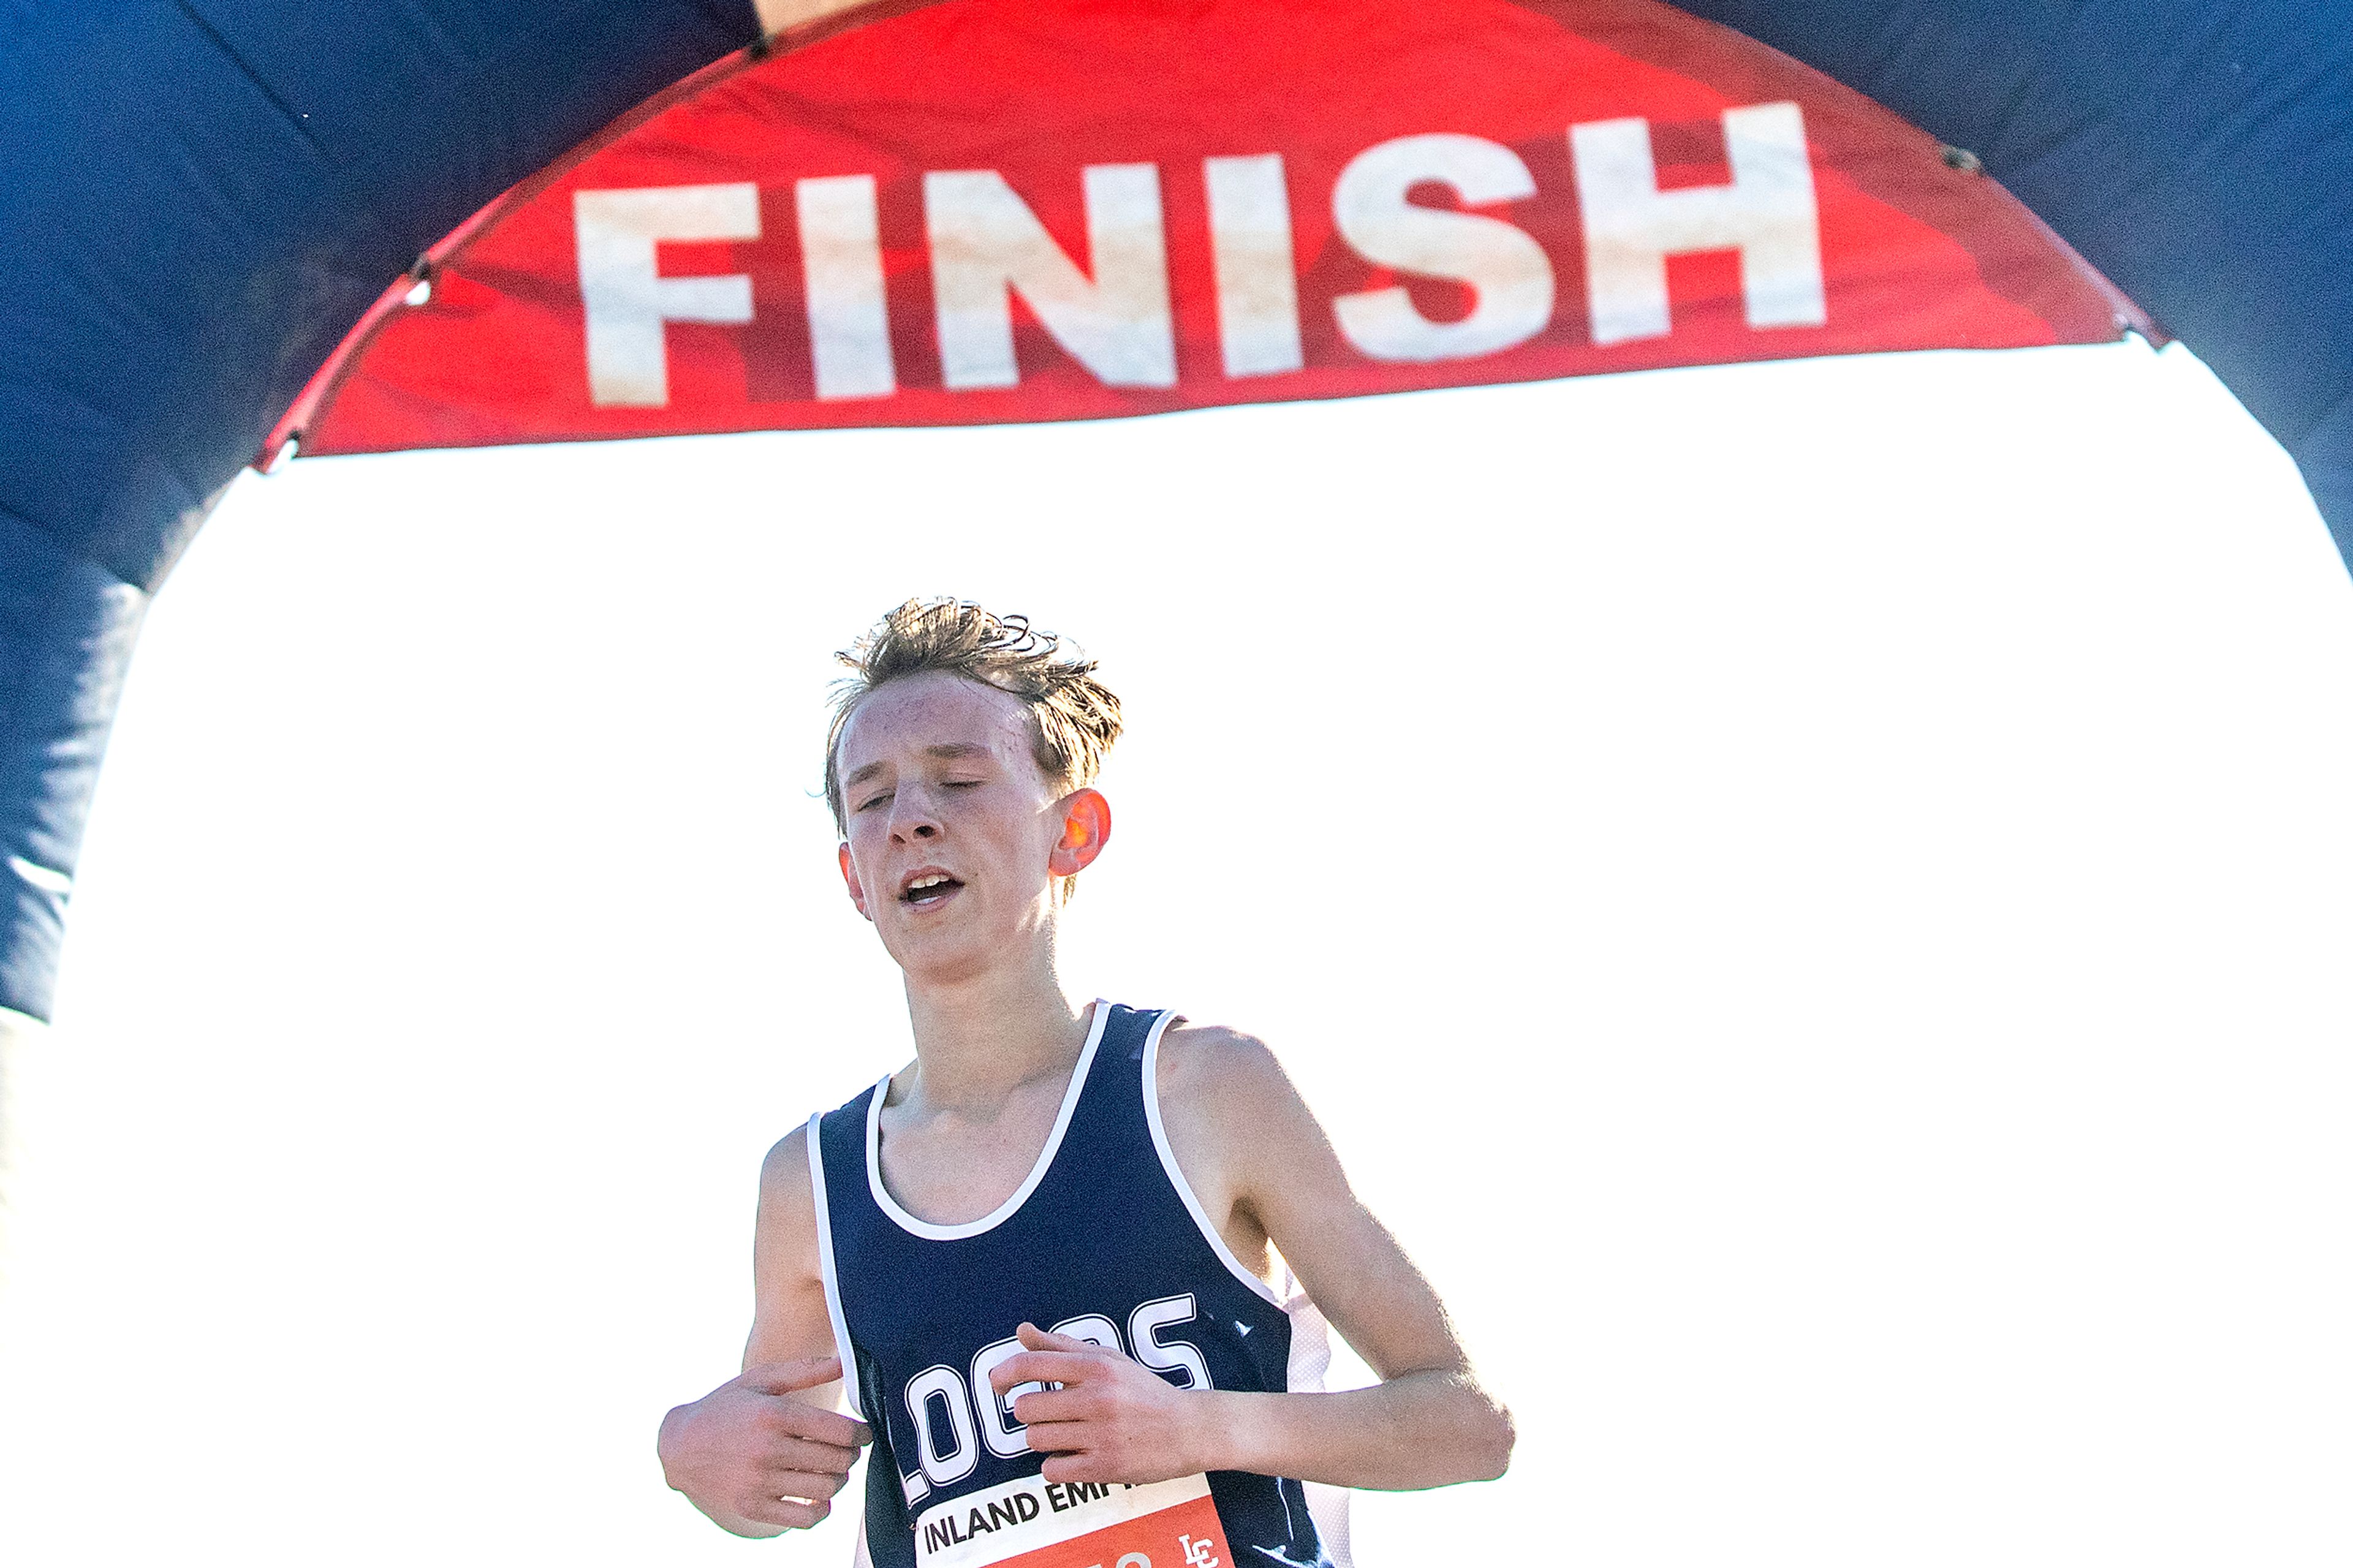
[167,0,332,156]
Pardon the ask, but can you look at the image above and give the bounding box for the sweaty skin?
[657,670,1512,1536]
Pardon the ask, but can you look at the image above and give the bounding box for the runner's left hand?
[990,1322,1211,1483]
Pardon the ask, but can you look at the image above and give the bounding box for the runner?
[657,599,1512,1566]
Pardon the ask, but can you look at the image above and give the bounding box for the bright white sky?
[3,342,2350,1566]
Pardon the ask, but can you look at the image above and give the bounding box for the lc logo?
[1178,1534,1222,1568]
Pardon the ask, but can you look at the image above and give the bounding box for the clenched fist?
[659,1355,873,1537]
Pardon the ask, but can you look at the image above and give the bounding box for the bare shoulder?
[1154,1020,1331,1156]
[1156,1019,1293,1102]
[759,1122,817,1205]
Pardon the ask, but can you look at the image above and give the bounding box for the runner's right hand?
[658,1355,873,1537]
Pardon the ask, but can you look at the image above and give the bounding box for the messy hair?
[824,600,1123,896]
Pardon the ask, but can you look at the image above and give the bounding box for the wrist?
[1187,1388,1262,1475]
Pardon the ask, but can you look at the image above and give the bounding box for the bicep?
[1180,1039,1472,1381]
[746,1128,851,1380]
[1257,1151,1470,1381]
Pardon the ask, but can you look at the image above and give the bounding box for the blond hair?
[824,600,1123,895]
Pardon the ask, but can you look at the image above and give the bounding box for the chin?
[881,928,998,985]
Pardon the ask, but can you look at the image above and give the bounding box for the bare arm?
[656,1126,873,1536]
[996,1026,1512,1490]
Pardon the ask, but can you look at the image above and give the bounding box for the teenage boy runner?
[657,600,1512,1566]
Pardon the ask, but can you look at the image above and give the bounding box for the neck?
[900,945,1090,1113]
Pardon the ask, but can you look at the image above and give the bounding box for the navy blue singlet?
[809,1002,1349,1568]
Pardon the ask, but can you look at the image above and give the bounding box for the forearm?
[1198,1368,1514,1490]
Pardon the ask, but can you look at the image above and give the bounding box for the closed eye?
[857,791,893,812]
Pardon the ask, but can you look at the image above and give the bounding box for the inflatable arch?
[2,0,2349,1038]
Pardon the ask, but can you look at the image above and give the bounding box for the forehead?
[838,670,1036,771]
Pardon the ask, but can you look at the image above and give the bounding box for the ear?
[1048,788,1112,879]
[839,841,874,922]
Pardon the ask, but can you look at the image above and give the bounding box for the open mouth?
[901,873,964,907]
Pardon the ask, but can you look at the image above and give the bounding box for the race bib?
[913,1472,1231,1568]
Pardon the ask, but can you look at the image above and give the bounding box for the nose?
[887,780,942,843]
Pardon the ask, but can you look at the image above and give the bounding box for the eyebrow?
[843,742,995,790]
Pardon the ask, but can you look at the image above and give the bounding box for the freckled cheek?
[847,832,889,885]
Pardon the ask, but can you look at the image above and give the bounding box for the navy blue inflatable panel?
[0,517,151,1021]
[0,0,756,1020]
[1675,0,2353,561]
[1,0,2348,1019]
[0,0,756,594]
